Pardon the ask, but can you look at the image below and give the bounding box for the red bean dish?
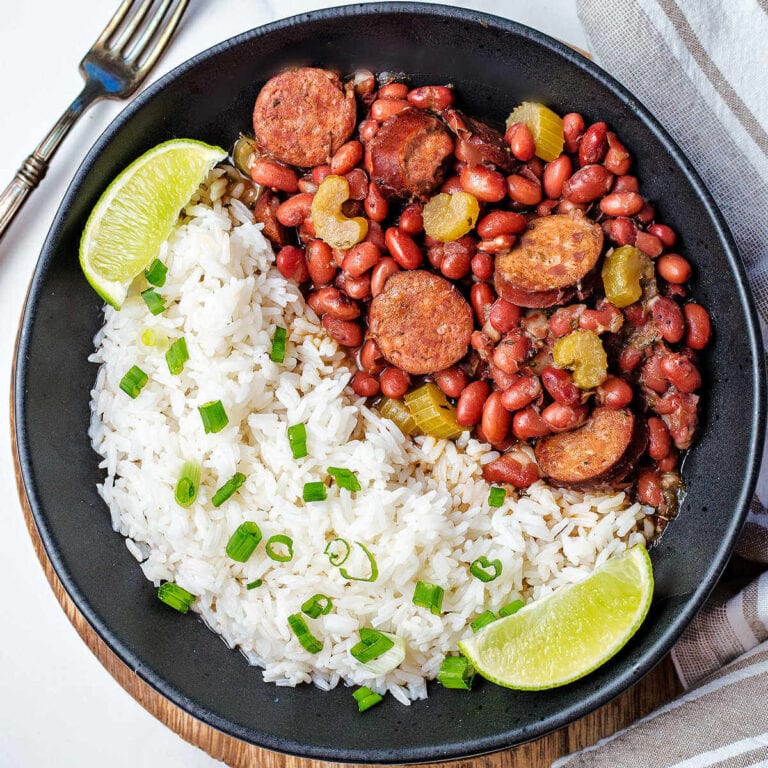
[245,66,711,529]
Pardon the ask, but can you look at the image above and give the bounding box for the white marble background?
[0,1,586,765]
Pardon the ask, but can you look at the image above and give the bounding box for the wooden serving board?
[11,381,680,768]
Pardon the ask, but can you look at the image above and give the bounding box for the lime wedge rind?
[458,545,653,690]
[80,139,226,308]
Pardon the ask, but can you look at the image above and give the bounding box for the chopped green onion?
[351,628,395,664]
[144,259,168,287]
[212,472,247,508]
[488,486,507,507]
[412,581,444,615]
[270,326,287,363]
[141,328,156,346]
[165,337,189,375]
[437,656,475,690]
[470,556,502,583]
[119,365,148,398]
[359,631,406,674]
[141,287,166,315]
[246,579,262,590]
[301,594,333,619]
[339,541,379,583]
[157,582,195,613]
[198,400,228,433]
[324,538,351,567]
[266,534,294,562]
[287,423,307,459]
[303,481,327,502]
[174,460,201,507]
[353,686,383,713]
[288,613,323,653]
[226,522,262,562]
[327,466,362,492]
[470,610,498,633]
[498,599,525,617]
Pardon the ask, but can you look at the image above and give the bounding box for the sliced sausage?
[253,68,356,168]
[252,189,288,247]
[367,110,454,200]
[442,108,515,172]
[368,270,473,374]
[494,212,603,308]
[534,407,647,488]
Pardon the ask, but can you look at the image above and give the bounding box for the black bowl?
[15,3,765,763]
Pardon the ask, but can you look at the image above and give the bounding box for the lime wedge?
[458,545,653,690]
[79,139,227,308]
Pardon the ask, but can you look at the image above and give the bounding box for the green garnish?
[198,400,228,433]
[165,337,189,375]
[141,287,166,315]
[327,467,361,492]
[225,522,262,562]
[470,556,502,583]
[301,594,333,619]
[470,610,498,633]
[350,628,395,664]
[498,599,525,617]
[144,258,168,287]
[437,656,475,690]
[303,481,327,502]
[288,613,323,653]
[119,365,148,398]
[412,581,444,615]
[157,582,195,613]
[212,472,247,507]
[270,326,287,363]
[353,686,383,712]
[287,422,308,459]
[488,486,506,507]
[174,460,200,507]
[265,534,294,562]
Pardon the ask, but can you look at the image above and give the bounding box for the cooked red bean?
[399,203,424,235]
[506,174,543,205]
[276,245,309,282]
[370,256,400,297]
[434,366,469,398]
[351,372,380,397]
[684,304,712,350]
[562,112,585,154]
[358,119,378,143]
[364,220,387,251]
[306,239,337,285]
[637,203,656,225]
[512,406,552,439]
[536,199,559,217]
[342,274,372,300]
[440,242,472,280]
[359,339,385,375]
[378,82,409,100]
[661,354,702,393]
[353,70,376,97]
[471,252,494,280]
[598,376,634,409]
[379,366,411,398]
[647,417,672,461]
[562,164,613,203]
[460,165,507,202]
[657,450,678,472]
[505,122,536,161]
[307,286,361,320]
[344,168,368,200]
[579,301,624,334]
[276,192,314,227]
[500,373,541,411]
[342,242,380,278]
[548,305,585,337]
[656,254,692,284]
[322,315,362,347]
[651,296,685,343]
[579,122,608,166]
[364,181,389,223]
[541,366,581,406]
[312,164,333,184]
[619,345,644,373]
[406,85,455,111]
[489,299,522,334]
[385,227,422,269]
[298,177,318,194]
[250,159,300,193]
[477,210,527,239]
[482,453,541,488]
[543,154,572,199]
[604,132,631,175]
[612,174,639,193]
[481,392,511,444]
[440,175,464,194]
[456,380,490,426]
[470,282,495,324]
[635,231,663,258]
[371,98,411,121]
[603,216,638,246]
[599,192,644,217]
[648,223,677,249]
[330,140,363,175]
[542,402,589,432]
[637,469,664,507]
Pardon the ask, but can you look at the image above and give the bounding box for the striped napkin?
[556,0,768,765]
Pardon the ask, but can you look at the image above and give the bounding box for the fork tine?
[94,0,136,47]
[125,0,174,62]
[110,0,156,53]
[133,0,189,74]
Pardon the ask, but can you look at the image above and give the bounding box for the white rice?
[88,192,650,703]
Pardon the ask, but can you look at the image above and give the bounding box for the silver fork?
[0,0,189,242]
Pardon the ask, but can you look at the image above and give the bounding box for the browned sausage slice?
[534,407,647,487]
[368,270,473,374]
[494,212,603,308]
[253,68,356,168]
[252,189,288,247]
[367,110,454,200]
[442,108,515,172]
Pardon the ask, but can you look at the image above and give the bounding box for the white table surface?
[0,1,587,765]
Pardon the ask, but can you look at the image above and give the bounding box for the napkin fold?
[556,0,768,764]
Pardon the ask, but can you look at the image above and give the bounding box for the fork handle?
[0,88,95,242]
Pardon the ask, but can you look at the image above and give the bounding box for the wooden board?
[10,398,680,767]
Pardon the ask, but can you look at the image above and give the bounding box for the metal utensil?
[0,0,189,241]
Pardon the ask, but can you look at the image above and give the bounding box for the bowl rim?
[14,2,766,763]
